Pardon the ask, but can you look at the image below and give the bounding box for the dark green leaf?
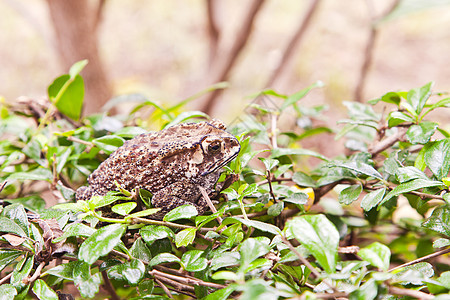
[422,205,450,237]
[149,253,181,268]
[32,279,58,300]
[382,178,443,204]
[140,225,174,245]
[339,184,362,205]
[5,196,46,214]
[181,250,208,272]
[267,201,284,216]
[407,81,433,114]
[11,256,34,291]
[0,217,27,237]
[78,223,127,265]
[42,261,76,280]
[357,242,390,271]
[175,227,197,248]
[107,259,145,285]
[210,252,240,271]
[361,188,386,211]
[239,238,270,270]
[130,238,152,263]
[202,285,236,300]
[406,122,438,144]
[285,215,339,273]
[163,204,198,222]
[424,139,450,179]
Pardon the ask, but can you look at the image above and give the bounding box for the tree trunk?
[46,0,112,115]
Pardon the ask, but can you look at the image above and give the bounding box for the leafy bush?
[0,62,449,299]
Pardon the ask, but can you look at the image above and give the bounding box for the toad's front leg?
[150,181,208,219]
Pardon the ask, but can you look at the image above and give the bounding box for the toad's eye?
[208,142,221,153]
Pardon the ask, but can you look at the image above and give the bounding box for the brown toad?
[75,119,240,218]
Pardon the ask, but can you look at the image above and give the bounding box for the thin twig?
[389,247,450,272]
[388,286,434,300]
[154,278,175,299]
[368,127,408,156]
[101,271,120,300]
[151,269,227,290]
[199,186,222,224]
[266,170,277,204]
[66,136,95,148]
[26,261,45,284]
[0,272,12,285]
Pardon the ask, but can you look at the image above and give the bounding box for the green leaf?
[78,224,127,264]
[107,259,145,286]
[239,238,270,270]
[140,225,174,245]
[0,284,17,299]
[0,217,27,237]
[406,121,438,144]
[339,184,362,205]
[292,172,317,187]
[0,250,23,271]
[330,161,383,180]
[163,204,198,222]
[396,166,429,183]
[406,81,433,115]
[423,97,450,117]
[259,157,279,171]
[175,227,197,248]
[382,178,443,204]
[69,59,88,79]
[126,208,161,219]
[285,215,339,273]
[111,202,137,215]
[92,135,125,154]
[422,205,450,237]
[227,217,281,235]
[7,168,53,182]
[280,81,324,111]
[271,147,328,161]
[433,238,450,248]
[181,250,208,272]
[48,74,84,121]
[149,253,181,268]
[88,192,129,210]
[361,188,386,211]
[210,252,240,271]
[1,204,29,237]
[424,139,450,180]
[267,201,284,216]
[11,256,34,291]
[53,223,96,243]
[202,285,236,300]
[32,279,58,300]
[42,261,76,280]
[387,111,415,127]
[357,242,390,271]
[130,238,152,263]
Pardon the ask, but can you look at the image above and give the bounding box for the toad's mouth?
[201,146,241,176]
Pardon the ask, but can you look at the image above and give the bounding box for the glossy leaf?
[382,178,443,204]
[227,217,281,235]
[339,184,362,205]
[11,256,34,291]
[53,223,96,243]
[149,253,181,268]
[48,74,84,121]
[163,204,198,221]
[32,279,58,300]
[0,250,23,271]
[92,135,125,154]
[140,225,174,245]
[0,284,17,299]
[330,161,383,180]
[387,111,415,127]
[181,250,208,272]
[406,81,433,114]
[78,224,127,264]
[422,205,450,237]
[424,139,450,179]
[1,204,29,237]
[361,188,386,211]
[406,122,438,144]
[175,227,197,248]
[0,217,27,237]
[111,202,137,215]
[358,242,390,271]
[239,238,270,270]
[285,215,339,273]
[107,259,145,285]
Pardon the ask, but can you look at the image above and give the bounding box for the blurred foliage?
[0,62,450,299]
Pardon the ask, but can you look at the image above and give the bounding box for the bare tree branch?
[265,0,322,87]
[206,0,220,69]
[354,0,402,102]
[201,0,266,114]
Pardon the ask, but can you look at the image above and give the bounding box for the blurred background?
[1,0,450,121]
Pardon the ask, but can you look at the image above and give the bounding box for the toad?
[75,119,240,218]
